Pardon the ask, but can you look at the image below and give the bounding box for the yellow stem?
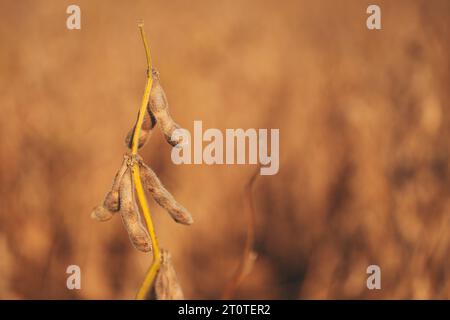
[131,23,152,155]
[134,165,161,299]
[131,22,161,300]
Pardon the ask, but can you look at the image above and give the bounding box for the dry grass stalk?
[221,169,259,299]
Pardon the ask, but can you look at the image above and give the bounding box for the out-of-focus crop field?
[0,0,449,299]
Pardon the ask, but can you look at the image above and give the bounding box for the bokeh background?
[0,0,449,299]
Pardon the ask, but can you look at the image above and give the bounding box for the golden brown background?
[0,0,449,299]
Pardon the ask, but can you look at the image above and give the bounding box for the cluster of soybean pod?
[91,68,191,299]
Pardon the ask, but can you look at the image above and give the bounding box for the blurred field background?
[0,0,449,299]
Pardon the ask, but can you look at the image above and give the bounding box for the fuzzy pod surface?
[125,108,157,149]
[151,249,184,300]
[119,167,152,252]
[138,156,193,225]
[91,156,129,221]
[148,68,183,147]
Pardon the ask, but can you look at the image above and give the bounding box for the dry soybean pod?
[148,68,182,147]
[104,154,130,211]
[90,205,113,222]
[137,156,193,225]
[125,108,157,149]
[151,249,184,300]
[91,155,129,221]
[119,167,152,252]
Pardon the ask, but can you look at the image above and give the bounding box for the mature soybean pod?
[104,155,129,211]
[137,157,193,225]
[90,205,113,222]
[119,168,152,252]
[91,155,129,221]
[125,108,157,149]
[153,249,184,300]
[148,68,182,147]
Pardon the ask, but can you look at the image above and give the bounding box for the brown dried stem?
[221,169,259,299]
